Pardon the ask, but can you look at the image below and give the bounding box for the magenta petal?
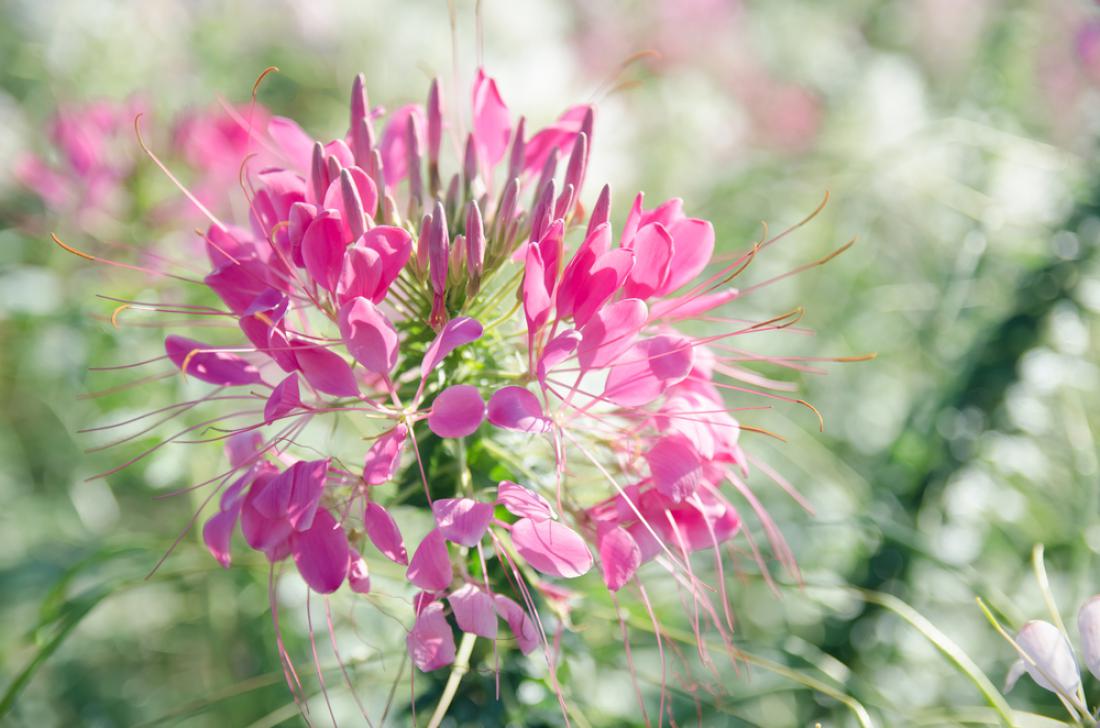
[493,594,539,655]
[225,431,263,469]
[301,211,347,292]
[623,222,674,300]
[448,584,498,639]
[432,498,493,547]
[252,459,328,531]
[291,340,359,397]
[268,116,315,171]
[347,549,371,594]
[407,601,456,671]
[496,481,553,521]
[471,68,512,167]
[364,502,408,564]
[523,104,590,174]
[660,217,715,294]
[240,471,293,561]
[646,436,702,502]
[571,248,635,327]
[361,226,414,301]
[265,373,301,424]
[291,508,350,594]
[380,104,425,186]
[511,517,593,578]
[577,298,648,370]
[336,244,382,304]
[202,507,239,568]
[165,335,263,386]
[537,330,581,388]
[406,528,453,591]
[602,335,695,407]
[598,526,641,591]
[420,317,483,379]
[427,385,486,438]
[487,386,551,433]
[338,297,399,376]
[363,425,407,486]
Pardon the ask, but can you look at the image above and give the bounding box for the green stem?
[426,632,476,728]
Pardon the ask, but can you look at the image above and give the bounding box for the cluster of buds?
[73,65,846,720]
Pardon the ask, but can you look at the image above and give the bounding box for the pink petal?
[646,436,702,502]
[511,517,593,578]
[602,335,695,407]
[496,481,553,521]
[487,386,551,433]
[471,69,512,168]
[291,339,360,397]
[420,317,484,379]
[557,222,612,320]
[338,297,399,377]
[291,507,350,594]
[363,425,407,486]
[524,104,590,175]
[598,526,641,591]
[205,259,281,315]
[432,498,493,547]
[360,225,413,301]
[407,601,456,671]
[622,222,674,300]
[577,299,648,370]
[347,548,371,594]
[251,459,329,531]
[336,240,382,304]
[364,502,408,564]
[240,470,293,561]
[537,330,581,388]
[322,165,377,240]
[493,594,539,654]
[571,248,634,327]
[427,385,486,438]
[165,335,262,386]
[268,116,315,171]
[264,372,301,424]
[301,211,348,292]
[379,104,425,186]
[202,506,240,568]
[406,528,453,591]
[522,243,552,336]
[660,217,714,294]
[448,584,498,639]
[225,431,263,469]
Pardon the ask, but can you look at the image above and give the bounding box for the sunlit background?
[3,1,1100,725]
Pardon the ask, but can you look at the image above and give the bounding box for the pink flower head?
[80,63,852,724]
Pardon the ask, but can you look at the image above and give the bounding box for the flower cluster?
[77,66,841,719]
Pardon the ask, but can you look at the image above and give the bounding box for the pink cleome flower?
[73,66,854,720]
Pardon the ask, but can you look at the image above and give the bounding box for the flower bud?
[1078,595,1100,680]
[1005,620,1080,696]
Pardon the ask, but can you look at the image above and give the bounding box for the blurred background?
[2,0,1100,725]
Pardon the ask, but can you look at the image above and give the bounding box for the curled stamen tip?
[252,66,280,99]
[51,233,95,261]
[111,304,130,329]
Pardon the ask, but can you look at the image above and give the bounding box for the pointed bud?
[554,183,574,222]
[406,114,423,217]
[340,168,366,240]
[507,116,527,182]
[462,133,479,192]
[491,177,519,253]
[382,192,401,228]
[444,173,461,221]
[535,148,559,204]
[429,201,450,296]
[465,200,485,282]
[310,141,328,203]
[351,117,375,167]
[369,148,386,197]
[587,184,611,238]
[529,178,556,244]
[450,233,466,287]
[416,212,432,275]
[427,78,443,165]
[350,73,369,129]
[562,131,588,215]
[326,154,342,182]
